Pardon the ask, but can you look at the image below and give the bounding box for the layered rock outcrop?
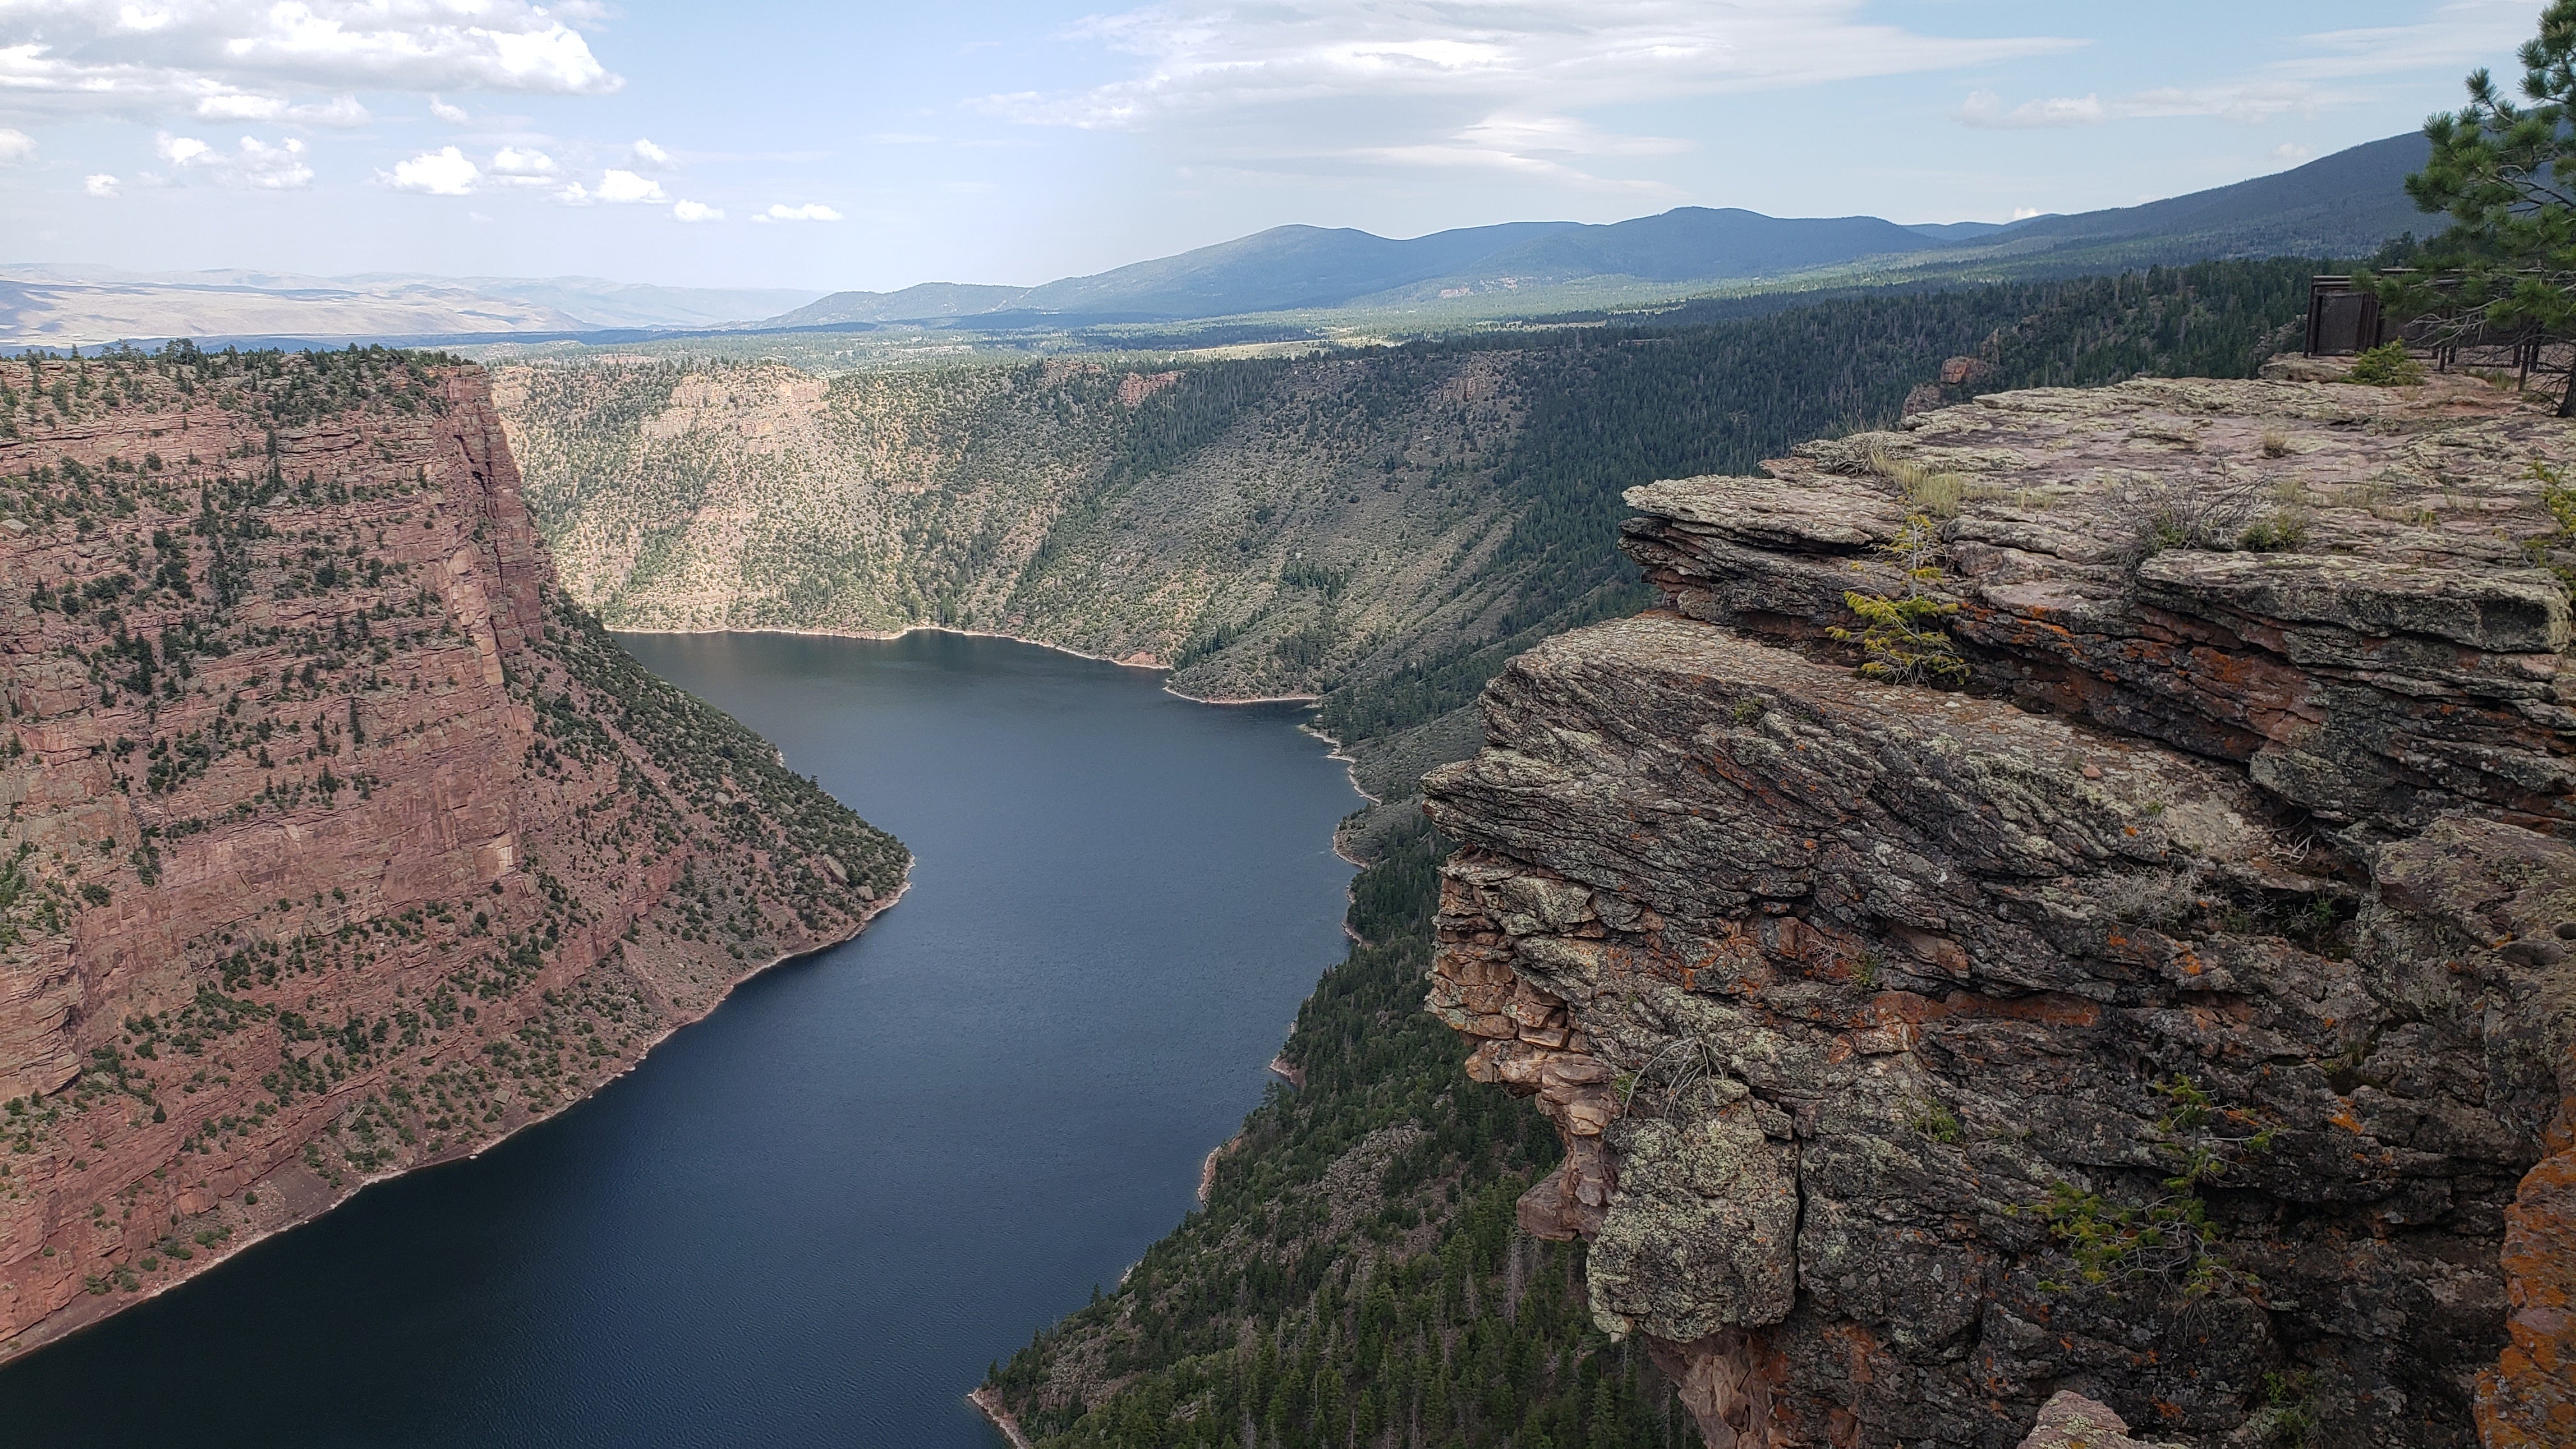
[1425,367,2576,1446]
[0,348,905,1360]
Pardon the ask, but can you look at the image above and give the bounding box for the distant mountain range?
[2,132,2430,348]
[771,132,2430,330]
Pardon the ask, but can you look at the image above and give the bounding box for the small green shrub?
[2253,1370,2323,1448]
[2032,1073,2278,1300]
[1832,591,1966,684]
[2238,513,2308,551]
[2347,342,2425,387]
[1906,1097,1962,1143]
[2520,459,2576,599]
[1830,513,1967,685]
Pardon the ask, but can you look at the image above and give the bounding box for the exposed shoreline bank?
[604,622,1386,859]
[969,1386,1038,1449]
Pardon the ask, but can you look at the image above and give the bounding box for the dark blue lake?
[0,630,1360,1448]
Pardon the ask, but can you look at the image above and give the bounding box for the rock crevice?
[1425,367,2576,1446]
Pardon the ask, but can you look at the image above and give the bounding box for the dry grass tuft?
[1866,443,1968,518]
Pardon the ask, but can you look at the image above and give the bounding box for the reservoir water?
[0,630,1361,1448]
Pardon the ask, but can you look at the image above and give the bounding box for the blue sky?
[0,1,2540,290]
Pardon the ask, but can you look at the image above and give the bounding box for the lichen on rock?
[1425,362,2576,1447]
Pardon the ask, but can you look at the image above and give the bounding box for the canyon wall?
[1425,367,2576,1446]
[0,347,906,1360]
[495,355,1548,709]
[492,270,2307,827]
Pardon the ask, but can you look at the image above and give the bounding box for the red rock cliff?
[0,346,907,1359]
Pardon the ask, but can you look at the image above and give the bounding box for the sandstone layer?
[1424,365,2576,1446]
[0,347,906,1360]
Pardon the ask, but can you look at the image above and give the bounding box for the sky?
[0,0,2543,291]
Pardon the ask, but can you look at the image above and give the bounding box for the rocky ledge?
[0,349,906,1360]
[1423,364,2576,1447]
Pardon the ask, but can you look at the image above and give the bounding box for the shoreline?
[0,872,911,1370]
[969,1386,1039,1449]
[1198,1132,1244,1207]
[605,620,1384,848]
[604,620,1325,707]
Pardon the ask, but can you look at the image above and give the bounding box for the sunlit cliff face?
[0,349,901,1358]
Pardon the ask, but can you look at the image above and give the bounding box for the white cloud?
[156,132,213,167]
[755,201,841,222]
[0,0,622,121]
[429,95,469,123]
[488,144,556,185]
[1956,82,2315,130]
[2272,1,2533,81]
[978,0,2079,187]
[629,137,675,167]
[232,134,312,187]
[1955,91,2105,129]
[556,168,664,206]
[1956,2,2531,137]
[153,129,313,187]
[595,168,664,203]
[84,171,119,195]
[671,198,722,222]
[385,144,479,195]
[0,128,32,163]
[192,92,368,126]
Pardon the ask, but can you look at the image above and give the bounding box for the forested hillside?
[500,259,2318,817]
[981,817,1707,1449]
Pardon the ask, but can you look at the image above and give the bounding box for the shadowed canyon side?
[1423,367,2576,1447]
[0,348,907,1360]
[491,350,1589,710]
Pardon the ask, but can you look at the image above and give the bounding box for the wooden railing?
[2306,273,2570,385]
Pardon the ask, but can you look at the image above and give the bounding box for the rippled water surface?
[0,630,1359,1448]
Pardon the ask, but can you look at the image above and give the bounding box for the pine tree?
[2372,0,2576,412]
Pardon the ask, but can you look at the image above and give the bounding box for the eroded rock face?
[1425,370,2576,1447]
[0,351,906,1360]
[2014,1391,2178,1449]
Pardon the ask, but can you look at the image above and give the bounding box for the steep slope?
[1932,132,2434,272]
[1425,367,2576,1446]
[1367,208,1942,299]
[1015,222,1578,319]
[501,261,2319,820]
[0,344,906,1361]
